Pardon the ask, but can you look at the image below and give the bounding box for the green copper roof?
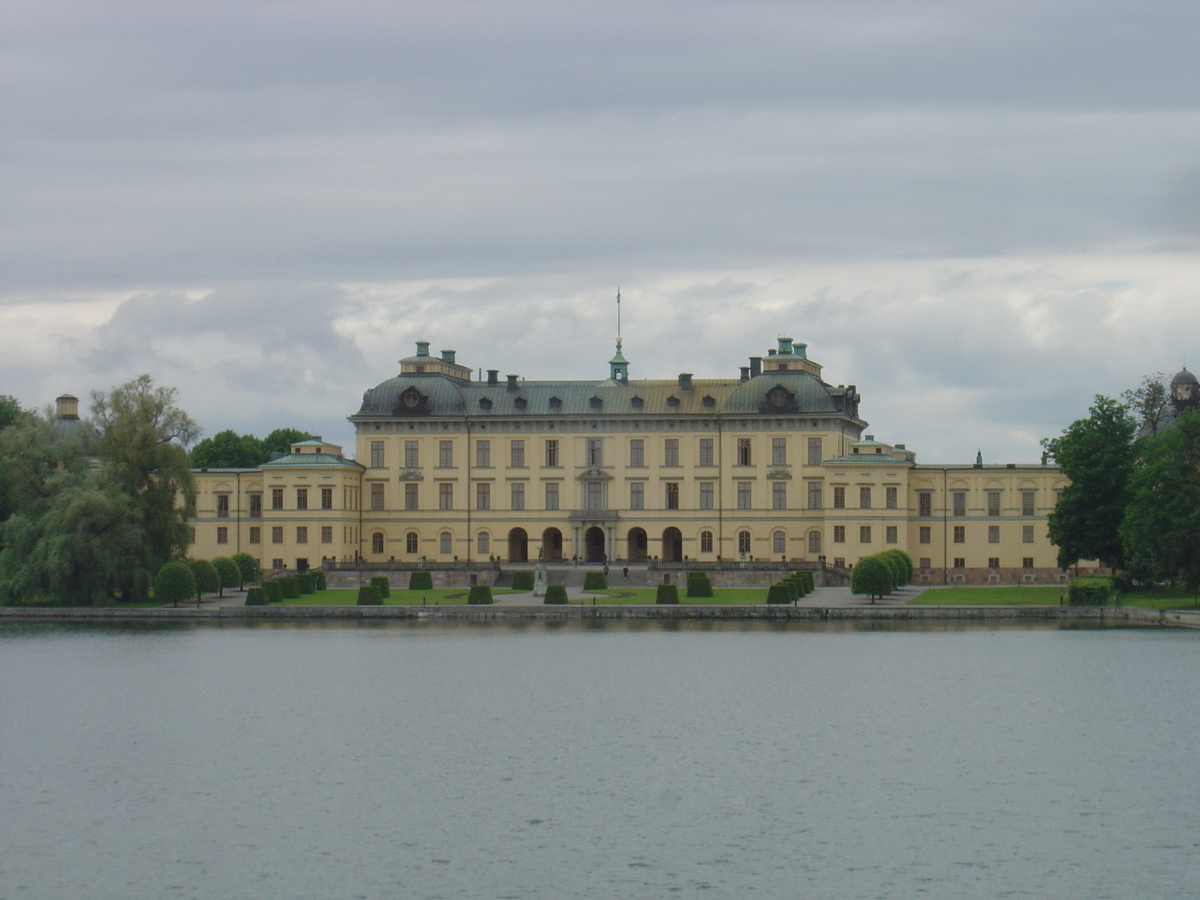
[260,453,363,469]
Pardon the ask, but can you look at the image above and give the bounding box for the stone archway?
[662,527,683,563]
[508,527,529,563]
[585,526,606,562]
[542,527,563,561]
[627,527,648,563]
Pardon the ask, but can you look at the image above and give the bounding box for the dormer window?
[589,396,603,408]
[514,397,527,409]
[666,396,680,407]
[702,395,715,408]
[631,396,644,409]
[479,398,492,409]
[549,396,562,409]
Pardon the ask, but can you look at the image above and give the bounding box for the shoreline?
[1,604,1197,628]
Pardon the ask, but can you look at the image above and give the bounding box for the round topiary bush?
[409,570,433,591]
[543,584,568,604]
[656,583,679,604]
[212,556,240,597]
[370,575,390,598]
[263,580,283,602]
[278,576,299,600]
[154,561,196,607]
[468,584,493,604]
[231,552,258,588]
[296,573,315,595]
[357,585,382,605]
[582,571,607,592]
[511,571,534,591]
[244,587,268,606]
[187,559,219,601]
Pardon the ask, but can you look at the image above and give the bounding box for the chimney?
[487,369,499,386]
[55,394,79,419]
[795,342,808,359]
[506,374,519,392]
[678,373,693,391]
[415,341,430,357]
[740,366,750,383]
[767,348,777,356]
[441,349,456,364]
[749,357,762,378]
[778,337,794,355]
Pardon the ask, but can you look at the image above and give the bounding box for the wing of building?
[188,336,1076,584]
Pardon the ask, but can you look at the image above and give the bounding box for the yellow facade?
[188,337,1074,582]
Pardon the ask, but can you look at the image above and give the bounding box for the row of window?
[831,524,1040,544]
[212,525,344,545]
[208,486,354,517]
[916,490,1044,517]
[368,437,827,469]
[366,529,819,557]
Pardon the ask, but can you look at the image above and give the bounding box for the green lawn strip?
[1118,589,1200,610]
[278,587,521,606]
[910,586,1065,606]
[578,587,772,605]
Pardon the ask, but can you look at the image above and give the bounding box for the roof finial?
[616,286,622,350]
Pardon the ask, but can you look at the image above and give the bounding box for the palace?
[187,336,1072,584]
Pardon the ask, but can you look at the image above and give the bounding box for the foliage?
[370,575,390,598]
[766,583,792,604]
[263,580,283,603]
[356,585,382,605]
[511,571,534,591]
[312,569,326,590]
[409,570,433,590]
[543,584,568,604]
[244,586,268,606]
[850,556,894,601]
[1067,576,1115,606]
[188,427,317,468]
[686,570,713,598]
[297,573,315,595]
[188,559,219,599]
[582,571,607,591]
[656,583,679,604]
[277,575,299,599]
[1042,395,1136,569]
[1123,373,1171,438]
[1120,409,1200,590]
[91,375,199,580]
[154,561,196,607]
[212,556,240,596]
[262,428,317,458]
[231,552,258,588]
[467,584,493,604]
[879,550,913,585]
[0,395,20,432]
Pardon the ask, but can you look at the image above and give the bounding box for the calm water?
[1,621,1197,900]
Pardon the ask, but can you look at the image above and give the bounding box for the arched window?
[477,531,490,555]
[439,532,452,555]
[737,530,751,554]
[773,530,786,554]
[406,531,419,553]
[700,530,713,554]
[808,531,821,554]
[371,532,384,554]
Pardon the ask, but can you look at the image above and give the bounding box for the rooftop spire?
[609,286,629,383]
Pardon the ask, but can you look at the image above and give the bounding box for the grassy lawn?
[578,587,773,605]
[276,587,521,606]
[1117,587,1200,610]
[911,586,1066,606]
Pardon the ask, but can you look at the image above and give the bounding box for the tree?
[850,556,893,602]
[212,556,240,597]
[188,558,219,602]
[1123,373,1171,438]
[1120,409,1200,589]
[261,428,316,458]
[1042,396,1136,570]
[91,375,199,585]
[189,430,265,468]
[155,561,196,607]
[0,395,21,432]
[231,552,258,588]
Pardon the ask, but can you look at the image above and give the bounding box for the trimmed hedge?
[656,583,679,604]
[544,584,569,604]
[1068,576,1115,606]
[296,573,315,595]
[357,585,382,605]
[468,584,493,604]
[409,570,433,590]
[312,570,326,590]
[244,587,268,606]
[278,576,299,600]
[582,571,607,592]
[766,583,793,604]
[370,575,390,598]
[686,570,713,598]
[511,571,534,591]
[263,580,283,603]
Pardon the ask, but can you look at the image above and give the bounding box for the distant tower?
[1170,367,1199,415]
[608,287,629,383]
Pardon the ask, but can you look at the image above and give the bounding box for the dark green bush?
[296,573,315,595]
[543,584,568,604]
[468,584,493,604]
[154,561,195,607]
[850,556,893,600]
[212,557,240,597]
[231,552,258,588]
[370,575,390,598]
[582,571,607,591]
[357,585,382,605]
[881,550,914,585]
[511,571,534,591]
[686,570,713,598]
[1068,576,1115,606]
[278,576,299,599]
[312,570,326,590]
[656,583,679,604]
[409,570,433,590]
[766,583,792,604]
[244,587,268,606]
[188,559,219,599]
[263,580,283,603]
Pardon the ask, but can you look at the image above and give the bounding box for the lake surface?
[1,621,1197,900]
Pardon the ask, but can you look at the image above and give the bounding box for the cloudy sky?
[3,0,1199,462]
